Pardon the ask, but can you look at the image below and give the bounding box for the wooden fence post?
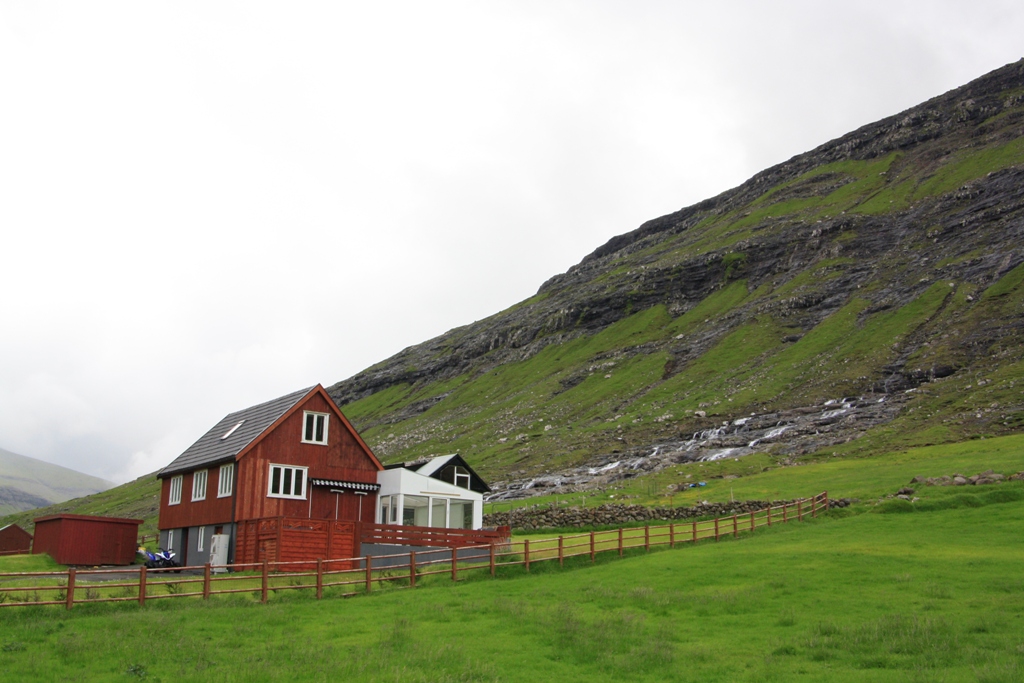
[669,523,675,548]
[138,565,147,607]
[692,520,697,543]
[490,543,496,577]
[365,556,372,593]
[733,514,738,538]
[811,495,818,517]
[558,536,564,567]
[590,531,595,563]
[203,563,211,600]
[767,506,772,526]
[316,559,323,599]
[524,540,530,572]
[618,528,624,557]
[409,552,416,588]
[714,517,720,542]
[824,490,829,511]
[750,510,756,531]
[798,500,803,521]
[783,503,788,523]
[66,567,76,611]
[261,560,269,603]
[451,548,458,582]
[644,525,650,552]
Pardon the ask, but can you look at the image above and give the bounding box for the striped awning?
[310,479,380,492]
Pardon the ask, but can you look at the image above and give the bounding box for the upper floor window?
[268,464,307,499]
[302,411,329,445]
[168,475,183,505]
[441,465,472,489]
[218,463,235,498]
[192,469,208,501]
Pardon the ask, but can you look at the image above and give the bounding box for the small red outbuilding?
[0,523,32,555]
[32,514,143,566]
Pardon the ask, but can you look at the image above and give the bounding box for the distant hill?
[0,447,115,515]
[0,472,161,538]
[329,59,1024,485]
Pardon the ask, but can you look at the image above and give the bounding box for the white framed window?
[197,526,206,553]
[192,469,208,502]
[302,411,329,445]
[169,475,183,505]
[268,464,307,499]
[167,529,174,550]
[218,463,234,498]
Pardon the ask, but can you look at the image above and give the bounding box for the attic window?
[441,465,471,489]
[222,420,244,440]
[302,412,329,445]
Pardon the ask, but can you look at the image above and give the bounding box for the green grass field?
[2,441,1023,682]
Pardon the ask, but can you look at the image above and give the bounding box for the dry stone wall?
[483,498,822,531]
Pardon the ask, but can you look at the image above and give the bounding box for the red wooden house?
[157,385,383,567]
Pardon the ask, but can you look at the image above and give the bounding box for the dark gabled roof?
[384,453,491,493]
[158,386,315,478]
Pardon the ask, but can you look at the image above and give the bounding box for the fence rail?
[0,492,826,610]
[358,522,510,548]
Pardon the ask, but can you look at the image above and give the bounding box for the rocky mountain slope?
[0,447,114,515]
[328,60,1024,495]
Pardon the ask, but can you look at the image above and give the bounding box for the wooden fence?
[359,522,511,548]
[0,492,826,610]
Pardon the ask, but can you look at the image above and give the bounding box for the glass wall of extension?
[378,494,474,529]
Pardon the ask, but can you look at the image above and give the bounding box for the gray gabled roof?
[385,453,490,493]
[158,386,315,478]
[413,454,458,477]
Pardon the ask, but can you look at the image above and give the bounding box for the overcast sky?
[1,1,1022,484]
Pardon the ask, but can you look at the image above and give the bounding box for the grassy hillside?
[0,473,161,538]
[341,256,1024,478]
[331,62,1024,481]
[2,460,1023,681]
[493,432,1024,515]
[0,447,114,515]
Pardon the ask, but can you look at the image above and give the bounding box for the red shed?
[32,514,143,566]
[0,524,32,555]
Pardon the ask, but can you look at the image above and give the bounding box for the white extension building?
[376,454,489,530]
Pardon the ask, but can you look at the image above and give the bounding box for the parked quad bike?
[137,546,181,572]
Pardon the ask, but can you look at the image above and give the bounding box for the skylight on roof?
[221,420,245,440]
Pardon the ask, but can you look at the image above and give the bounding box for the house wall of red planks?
[158,467,235,530]
[233,392,380,524]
